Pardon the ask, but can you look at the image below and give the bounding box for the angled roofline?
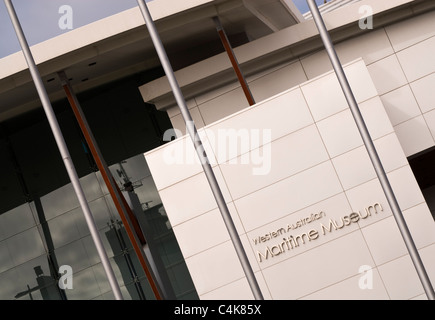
[0,0,215,80]
[139,0,430,109]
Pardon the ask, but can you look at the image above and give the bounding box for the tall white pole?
[136,0,264,300]
[4,0,123,300]
[306,0,435,300]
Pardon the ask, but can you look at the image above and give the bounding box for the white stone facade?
[145,57,435,299]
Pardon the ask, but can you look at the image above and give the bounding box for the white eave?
[138,0,429,110]
[0,0,303,121]
[1,0,224,80]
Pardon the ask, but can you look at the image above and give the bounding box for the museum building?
[1,0,435,300]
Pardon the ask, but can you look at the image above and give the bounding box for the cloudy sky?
[0,0,329,59]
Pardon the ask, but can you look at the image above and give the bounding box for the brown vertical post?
[213,16,256,106]
[58,71,163,300]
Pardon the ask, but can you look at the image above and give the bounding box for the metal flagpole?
[306,0,435,300]
[4,0,124,300]
[136,0,264,300]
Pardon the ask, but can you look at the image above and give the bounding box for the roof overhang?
[138,0,435,111]
[0,0,302,122]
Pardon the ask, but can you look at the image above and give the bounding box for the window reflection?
[0,67,197,299]
[91,263,113,295]
[112,154,198,300]
[55,240,93,274]
[0,268,25,300]
[63,267,101,300]
[14,266,61,300]
[0,204,36,240]
[79,173,104,202]
[106,220,147,300]
[40,184,80,221]
[81,231,114,265]
[75,197,114,237]
[134,176,163,209]
[0,153,198,300]
[46,210,81,249]
[13,255,64,300]
[0,240,14,273]
[6,228,46,267]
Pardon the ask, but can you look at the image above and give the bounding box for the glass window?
[63,267,102,300]
[6,227,46,267]
[40,184,80,221]
[0,71,197,299]
[46,210,81,249]
[0,240,14,273]
[54,239,93,274]
[0,203,36,240]
[0,268,25,300]
[13,255,62,300]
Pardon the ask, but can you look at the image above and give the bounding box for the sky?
[293,0,331,14]
[0,0,330,59]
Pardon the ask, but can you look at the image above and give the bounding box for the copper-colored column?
[58,71,163,300]
[214,16,256,106]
